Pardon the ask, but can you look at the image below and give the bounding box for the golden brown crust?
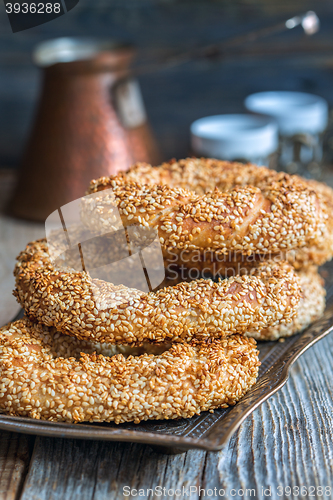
[246,268,326,340]
[88,158,276,195]
[0,318,260,423]
[86,158,332,270]
[14,239,301,345]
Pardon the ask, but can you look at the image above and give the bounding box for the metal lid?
[245,91,329,136]
[190,114,278,160]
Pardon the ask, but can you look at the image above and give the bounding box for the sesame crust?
[246,268,326,341]
[0,318,260,423]
[14,240,301,345]
[85,159,330,271]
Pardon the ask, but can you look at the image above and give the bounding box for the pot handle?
[112,77,147,129]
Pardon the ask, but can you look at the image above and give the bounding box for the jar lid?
[244,91,328,136]
[190,114,278,160]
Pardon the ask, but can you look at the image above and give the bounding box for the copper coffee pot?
[9,13,319,221]
[9,38,161,221]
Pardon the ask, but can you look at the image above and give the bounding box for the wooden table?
[1,173,333,500]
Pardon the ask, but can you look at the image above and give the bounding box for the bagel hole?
[50,332,171,360]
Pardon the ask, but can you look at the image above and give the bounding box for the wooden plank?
[209,333,333,500]
[0,432,34,500]
[20,439,209,500]
[0,171,44,326]
[0,213,44,327]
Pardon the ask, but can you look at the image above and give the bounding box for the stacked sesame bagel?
[4,255,298,423]
[0,158,329,424]
[86,157,330,340]
[87,158,333,271]
[0,320,260,423]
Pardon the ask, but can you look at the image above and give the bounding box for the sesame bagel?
[84,166,330,274]
[14,239,301,345]
[88,157,332,199]
[87,157,296,194]
[0,318,260,424]
[246,268,326,341]
[141,263,326,341]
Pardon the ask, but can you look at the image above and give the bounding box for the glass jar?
[244,91,329,177]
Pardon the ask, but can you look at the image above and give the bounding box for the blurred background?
[1,0,333,322]
[1,0,333,167]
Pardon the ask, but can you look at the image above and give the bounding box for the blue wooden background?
[0,0,333,166]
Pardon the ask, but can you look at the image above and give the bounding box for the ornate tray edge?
[205,305,333,450]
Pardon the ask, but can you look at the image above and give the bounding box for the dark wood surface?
[1,170,333,499]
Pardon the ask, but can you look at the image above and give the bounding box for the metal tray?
[1,269,333,453]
